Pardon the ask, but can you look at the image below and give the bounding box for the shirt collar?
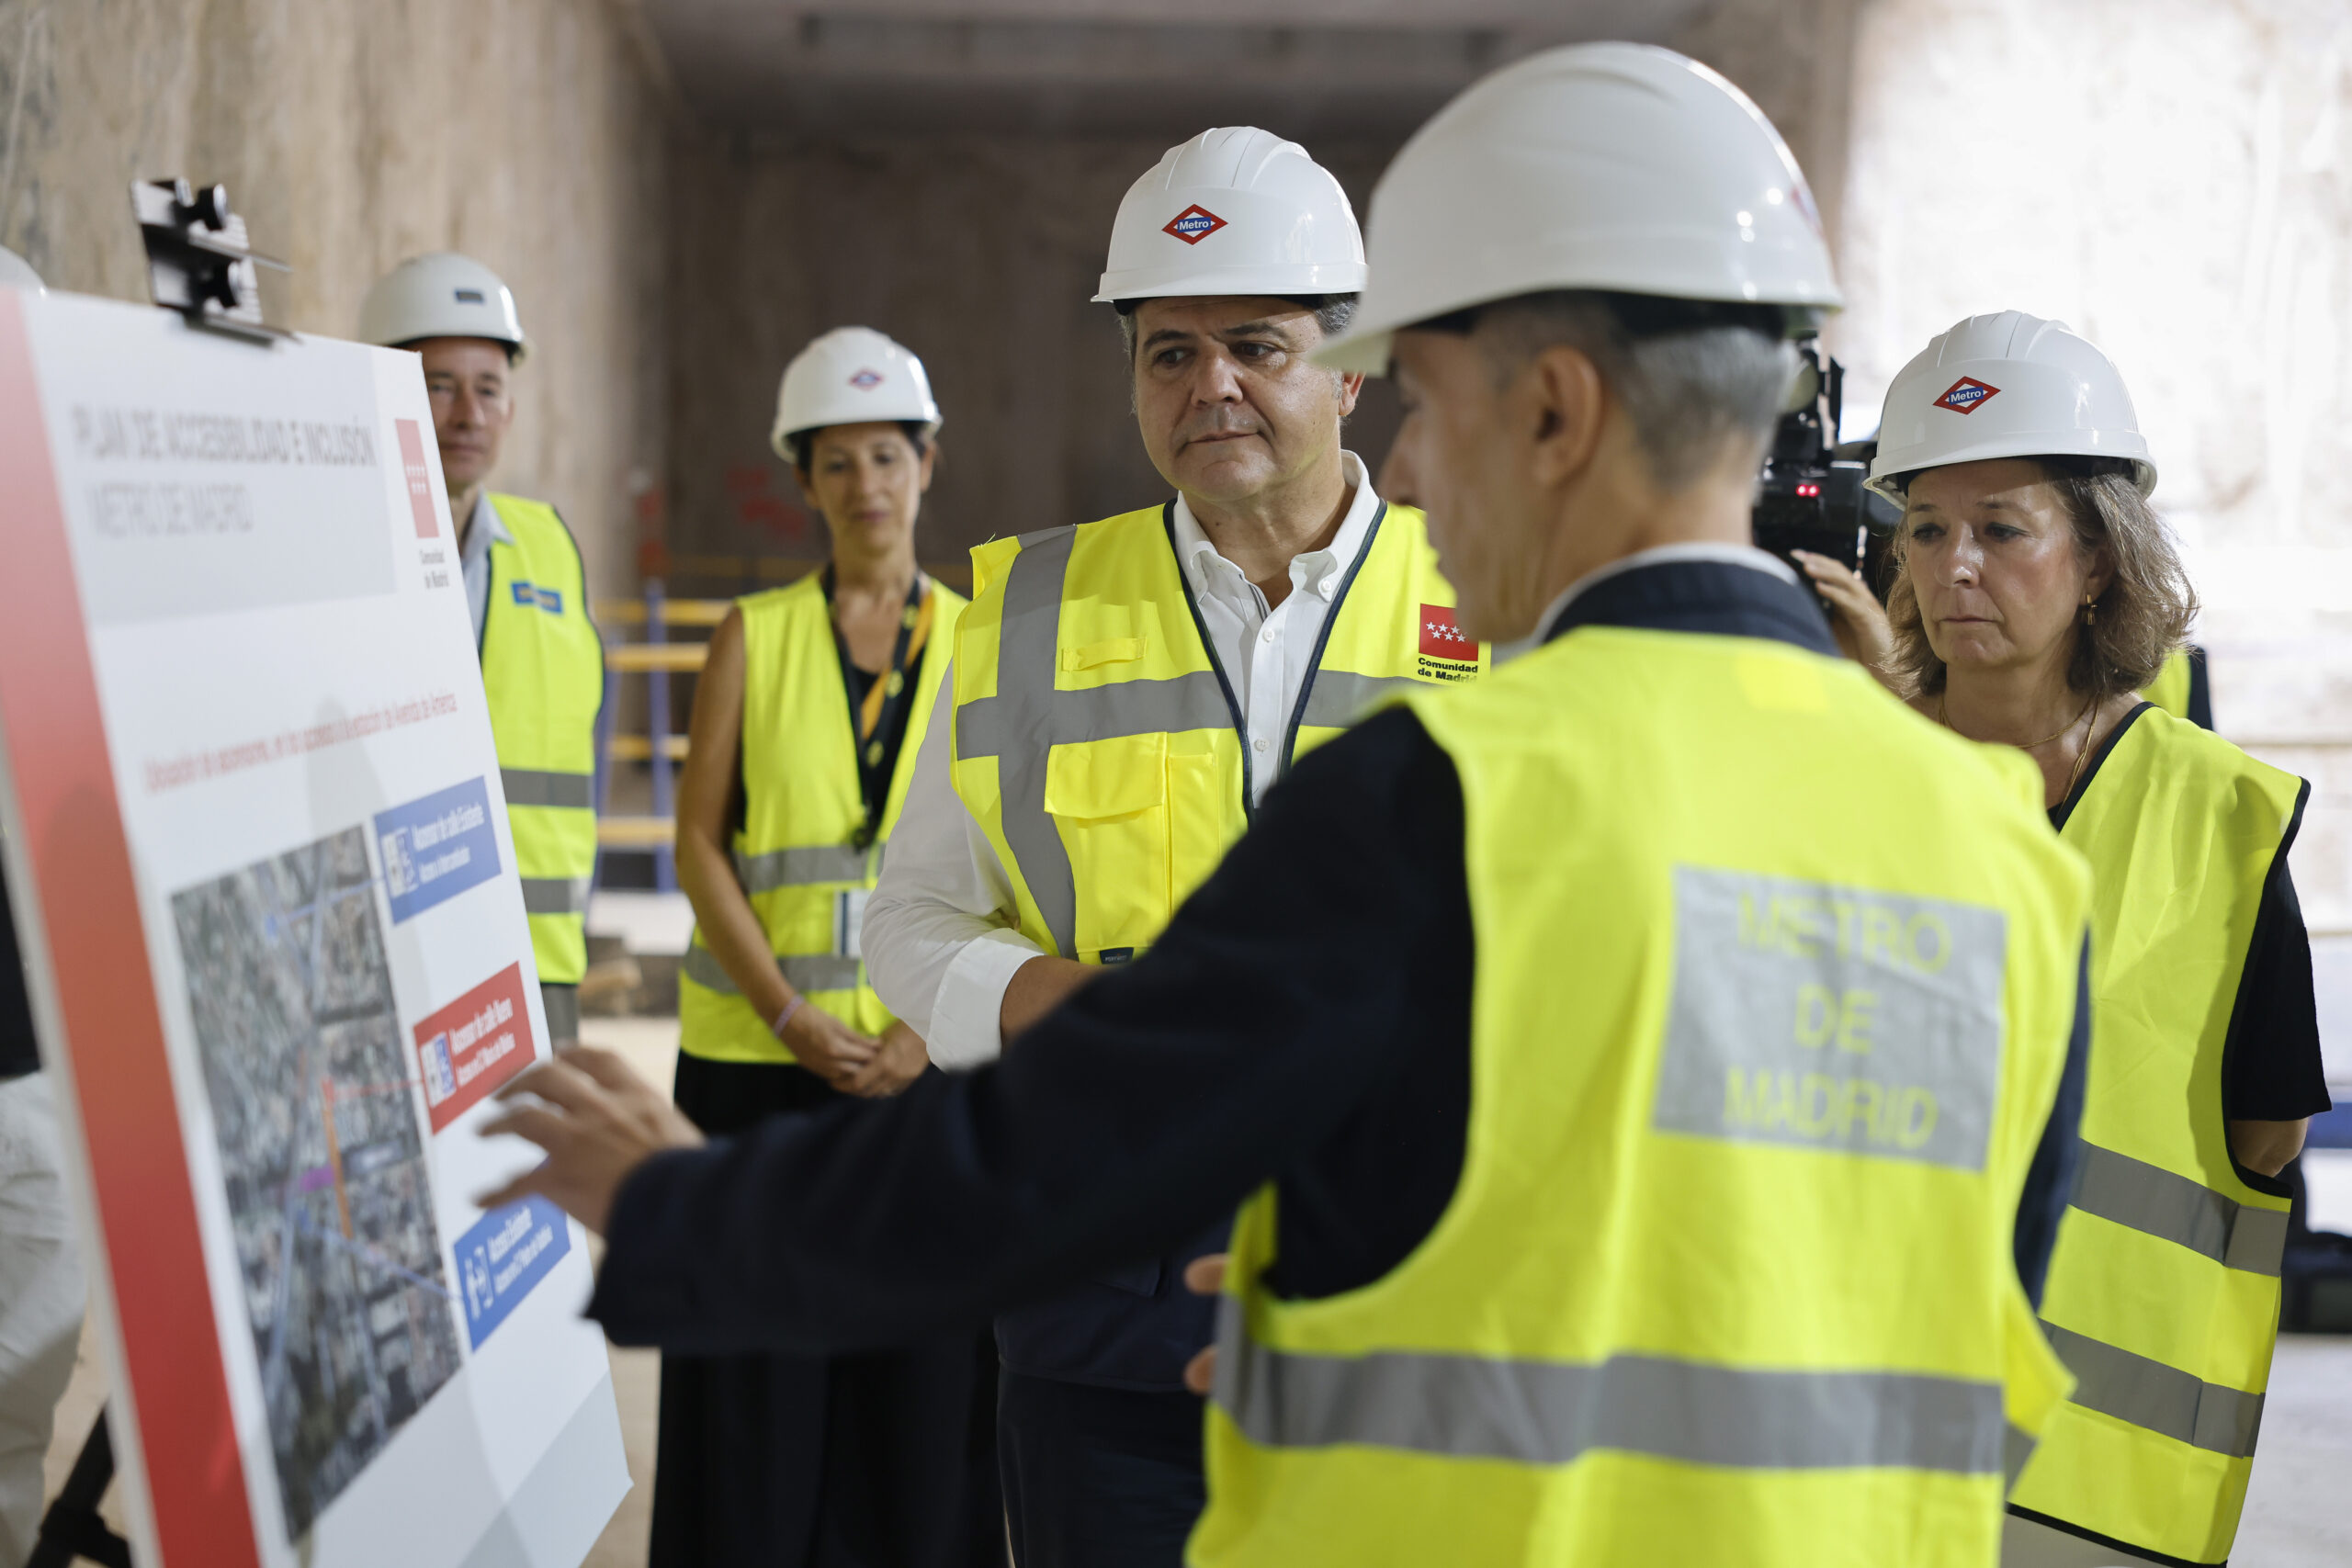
[1524,542,1835,657]
[464,491,514,555]
[1529,544,1797,647]
[1170,450,1382,604]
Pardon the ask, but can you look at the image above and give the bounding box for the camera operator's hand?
[1793,551,1900,692]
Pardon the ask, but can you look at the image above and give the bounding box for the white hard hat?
[1866,312,2155,502]
[1315,42,1841,375]
[0,246,42,292]
[1093,127,1366,305]
[771,326,944,464]
[359,253,528,364]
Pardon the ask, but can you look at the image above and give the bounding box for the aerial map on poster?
[0,288,625,1568]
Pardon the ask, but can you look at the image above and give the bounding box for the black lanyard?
[824,565,925,850]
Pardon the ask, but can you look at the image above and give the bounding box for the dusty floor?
[34,1018,2352,1565]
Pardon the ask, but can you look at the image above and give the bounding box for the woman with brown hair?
[655,326,998,1568]
[1808,312,2325,1568]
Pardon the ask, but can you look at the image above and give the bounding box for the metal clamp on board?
[130,178,291,343]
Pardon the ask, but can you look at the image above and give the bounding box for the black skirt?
[650,1053,1004,1568]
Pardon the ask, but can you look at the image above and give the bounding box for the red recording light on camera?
[1795,483,1821,497]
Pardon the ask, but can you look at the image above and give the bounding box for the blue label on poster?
[454,1196,571,1349]
[374,776,501,923]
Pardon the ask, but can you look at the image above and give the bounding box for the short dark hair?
[786,420,934,475]
[1115,294,1357,363]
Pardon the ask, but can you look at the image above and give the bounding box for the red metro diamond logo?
[1162,205,1228,245]
[1419,604,1474,661]
[1932,377,2001,415]
[847,367,884,390]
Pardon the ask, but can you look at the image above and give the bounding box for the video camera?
[1751,341,1902,604]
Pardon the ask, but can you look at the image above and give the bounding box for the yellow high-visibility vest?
[677,572,964,1062]
[2009,707,2306,1564]
[1193,626,2089,1568]
[2141,649,2194,722]
[948,501,1485,964]
[481,494,604,997]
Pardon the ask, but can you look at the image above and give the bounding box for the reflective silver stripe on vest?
[539,983,580,1043]
[953,527,1231,958]
[2039,1321,2265,1458]
[2003,1423,2037,1490]
[1298,671,1418,731]
[681,945,863,997]
[2068,1140,2289,1277]
[502,767,595,810]
[734,844,869,893]
[520,876,592,915]
[1215,1300,2004,1473]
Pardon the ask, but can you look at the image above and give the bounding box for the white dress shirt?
[458,491,510,643]
[865,452,1387,1068]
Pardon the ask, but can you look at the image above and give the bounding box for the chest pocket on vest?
[1044,732,1170,960]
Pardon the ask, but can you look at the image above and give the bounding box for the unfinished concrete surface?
[1836,0,2352,964]
[653,0,1868,572]
[0,0,673,594]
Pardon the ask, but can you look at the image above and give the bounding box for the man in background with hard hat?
[486,46,2096,1567]
[856,124,1482,1565]
[361,255,603,1046]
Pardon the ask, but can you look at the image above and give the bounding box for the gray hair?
[1116,295,1357,365]
[1466,291,1796,491]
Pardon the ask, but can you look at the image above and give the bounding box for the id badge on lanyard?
[834,886,870,960]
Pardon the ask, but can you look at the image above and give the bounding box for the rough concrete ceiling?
[646,0,1717,140]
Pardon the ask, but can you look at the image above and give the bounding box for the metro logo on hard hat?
[1161,205,1229,245]
[1932,378,2001,415]
[848,368,884,389]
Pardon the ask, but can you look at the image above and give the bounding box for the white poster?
[0,288,627,1567]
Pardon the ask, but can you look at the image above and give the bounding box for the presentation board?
[0,287,627,1567]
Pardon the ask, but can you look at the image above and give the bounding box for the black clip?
[130,179,291,343]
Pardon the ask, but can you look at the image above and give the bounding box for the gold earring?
[2083,598,2098,626]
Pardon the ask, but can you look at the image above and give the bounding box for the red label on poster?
[413,963,535,1132]
[396,418,439,537]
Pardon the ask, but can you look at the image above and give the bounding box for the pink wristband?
[771,997,804,1041]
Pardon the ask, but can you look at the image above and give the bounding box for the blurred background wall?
[1828,0,2352,937]
[0,0,671,593]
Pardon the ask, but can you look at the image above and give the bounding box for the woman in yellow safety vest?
[654,326,994,1568]
[1809,311,2327,1568]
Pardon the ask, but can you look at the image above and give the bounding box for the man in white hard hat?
[0,243,93,1568]
[482,47,2096,1567]
[853,125,1480,1564]
[360,255,603,1046]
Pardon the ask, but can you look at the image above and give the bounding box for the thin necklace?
[1939,688,2100,802]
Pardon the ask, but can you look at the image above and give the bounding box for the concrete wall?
[658,3,1863,580]
[661,130,1411,577]
[0,0,672,593]
[1835,0,2352,957]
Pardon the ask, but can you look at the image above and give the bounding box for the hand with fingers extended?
[779,1002,882,1089]
[476,1045,705,1235]
[1182,1253,1227,1396]
[842,1021,930,1099]
[1792,549,1900,689]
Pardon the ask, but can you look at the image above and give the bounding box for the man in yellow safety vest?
[361,254,604,1044]
[488,45,2099,1568]
[854,125,1483,1564]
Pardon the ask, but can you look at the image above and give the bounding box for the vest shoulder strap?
[2077,706,2303,848]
